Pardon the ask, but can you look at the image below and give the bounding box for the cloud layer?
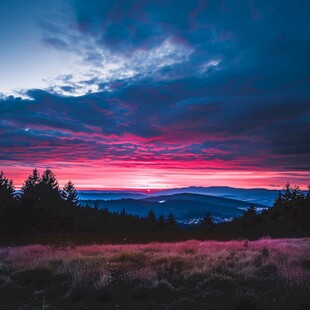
[0,0,309,188]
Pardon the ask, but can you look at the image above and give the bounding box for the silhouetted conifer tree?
[275,183,305,209]
[37,169,62,207]
[274,191,284,207]
[120,207,127,217]
[147,209,157,225]
[167,212,177,229]
[22,168,40,194]
[242,204,257,228]
[291,185,305,204]
[201,213,215,231]
[244,204,257,217]
[0,172,23,235]
[157,214,166,228]
[282,182,295,204]
[62,181,79,207]
[41,169,60,191]
[0,171,14,205]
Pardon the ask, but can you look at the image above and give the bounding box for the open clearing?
[0,238,309,309]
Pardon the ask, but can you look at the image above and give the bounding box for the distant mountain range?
[78,190,146,201]
[151,186,279,206]
[78,186,278,206]
[79,187,274,224]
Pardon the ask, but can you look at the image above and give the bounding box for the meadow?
[0,238,309,309]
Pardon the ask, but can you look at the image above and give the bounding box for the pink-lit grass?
[0,238,309,309]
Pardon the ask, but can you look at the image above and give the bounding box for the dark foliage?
[166,212,178,230]
[242,204,258,228]
[62,181,79,207]
[0,170,179,240]
[146,209,157,229]
[200,213,215,231]
[218,183,310,238]
[0,171,14,206]
[0,170,309,242]
[157,214,166,228]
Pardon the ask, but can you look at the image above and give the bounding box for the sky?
[0,0,309,189]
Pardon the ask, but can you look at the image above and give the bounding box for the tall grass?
[0,238,309,309]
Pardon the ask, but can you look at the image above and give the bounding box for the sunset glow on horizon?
[0,1,309,190]
[3,163,310,191]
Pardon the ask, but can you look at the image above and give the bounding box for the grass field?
[0,238,309,309]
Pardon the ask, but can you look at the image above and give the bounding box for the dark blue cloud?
[33,0,309,100]
[1,80,309,171]
[0,0,309,176]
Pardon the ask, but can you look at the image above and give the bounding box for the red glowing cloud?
[1,88,309,189]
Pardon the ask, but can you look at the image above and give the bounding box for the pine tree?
[120,208,127,217]
[291,185,304,204]
[201,213,215,231]
[0,171,14,195]
[242,204,258,228]
[22,168,40,194]
[244,204,257,217]
[157,214,166,228]
[41,169,60,191]
[62,181,79,207]
[274,191,284,207]
[280,183,305,208]
[36,169,62,207]
[0,172,17,235]
[167,212,177,229]
[0,171,15,205]
[283,183,293,203]
[147,209,157,225]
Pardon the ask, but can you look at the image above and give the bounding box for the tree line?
[0,169,309,241]
[217,183,310,237]
[0,169,179,238]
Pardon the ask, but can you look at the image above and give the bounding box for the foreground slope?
[0,238,309,309]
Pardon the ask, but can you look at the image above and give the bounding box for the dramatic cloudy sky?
[0,0,309,189]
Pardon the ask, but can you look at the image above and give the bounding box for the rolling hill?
[81,193,268,224]
[78,186,278,206]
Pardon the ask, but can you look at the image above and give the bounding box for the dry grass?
[0,238,309,309]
